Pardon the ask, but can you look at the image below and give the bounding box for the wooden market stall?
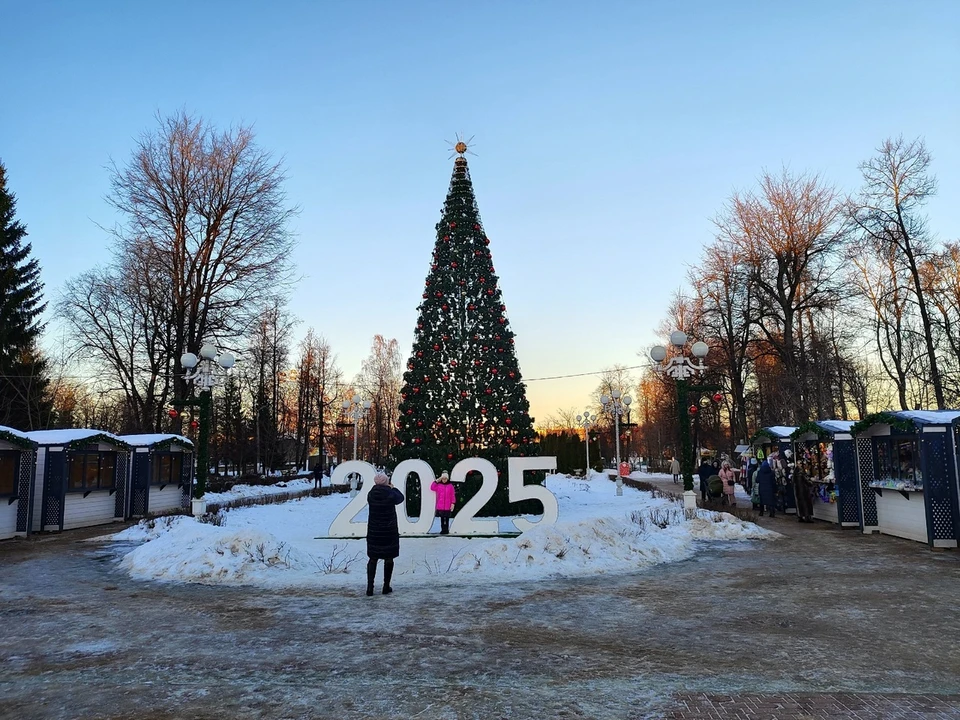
[851,410,960,548]
[119,434,194,517]
[750,426,798,513]
[790,420,858,526]
[24,429,131,533]
[0,426,37,539]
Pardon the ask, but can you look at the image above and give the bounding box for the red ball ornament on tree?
[689,404,698,414]
[416,351,423,358]
[433,344,440,351]
[190,420,199,430]
[486,289,494,296]
[442,374,449,381]
[485,387,493,394]
[414,437,421,444]
[713,392,724,403]
[505,418,512,426]
[447,453,454,460]
[508,371,515,379]
[451,261,457,269]
[167,408,179,419]
[449,222,456,228]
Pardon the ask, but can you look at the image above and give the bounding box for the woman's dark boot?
[366,558,377,597]
[382,559,394,595]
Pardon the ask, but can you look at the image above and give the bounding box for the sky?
[2,0,958,425]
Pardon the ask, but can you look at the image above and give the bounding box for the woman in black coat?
[366,472,405,596]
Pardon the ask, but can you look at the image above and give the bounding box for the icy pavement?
[2,475,960,719]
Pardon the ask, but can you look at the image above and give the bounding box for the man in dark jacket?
[698,458,718,503]
[755,450,779,518]
[365,472,405,596]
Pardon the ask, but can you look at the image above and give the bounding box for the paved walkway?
[2,478,960,720]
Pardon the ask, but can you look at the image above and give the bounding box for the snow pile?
[202,476,320,505]
[112,473,777,589]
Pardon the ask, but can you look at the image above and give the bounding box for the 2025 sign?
[328,456,559,537]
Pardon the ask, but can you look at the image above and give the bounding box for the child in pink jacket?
[431,471,456,534]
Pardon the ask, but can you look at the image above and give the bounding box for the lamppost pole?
[177,344,235,515]
[601,389,632,496]
[576,411,594,476]
[650,331,712,514]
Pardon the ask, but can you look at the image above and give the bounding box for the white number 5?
[508,457,559,532]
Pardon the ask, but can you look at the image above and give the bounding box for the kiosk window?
[0,452,18,495]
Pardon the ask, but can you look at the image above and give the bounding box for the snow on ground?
[112,472,777,590]
[202,476,328,505]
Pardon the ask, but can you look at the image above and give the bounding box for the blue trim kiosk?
[790,420,859,527]
[852,410,960,548]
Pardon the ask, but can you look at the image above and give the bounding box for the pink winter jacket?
[719,467,736,495]
[431,480,457,512]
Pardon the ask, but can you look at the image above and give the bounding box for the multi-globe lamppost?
[600,389,632,496]
[176,344,235,515]
[575,410,595,476]
[342,394,372,497]
[649,331,716,513]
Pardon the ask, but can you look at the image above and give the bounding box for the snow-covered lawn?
[111,472,777,590]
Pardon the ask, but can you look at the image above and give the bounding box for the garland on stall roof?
[850,412,916,437]
[60,433,132,451]
[790,421,831,441]
[0,428,35,449]
[749,428,781,445]
[133,436,194,451]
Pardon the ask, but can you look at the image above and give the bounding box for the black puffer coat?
[366,484,405,559]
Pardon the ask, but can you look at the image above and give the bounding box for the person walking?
[365,471,404,596]
[430,471,456,534]
[313,460,323,490]
[793,461,815,523]
[670,457,681,484]
[755,450,779,518]
[719,460,736,507]
[698,458,718,504]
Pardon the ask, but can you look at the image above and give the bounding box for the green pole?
[194,390,212,499]
[676,378,695,492]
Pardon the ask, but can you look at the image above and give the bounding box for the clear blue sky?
[3,0,958,423]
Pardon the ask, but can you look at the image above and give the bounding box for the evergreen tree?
[392,149,539,516]
[0,161,48,430]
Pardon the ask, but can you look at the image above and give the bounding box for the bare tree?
[356,335,402,465]
[106,111,298,408]
[850,136,943,407]
[716,169,849,423]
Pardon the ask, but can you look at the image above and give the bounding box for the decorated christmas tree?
[392,144,539,516]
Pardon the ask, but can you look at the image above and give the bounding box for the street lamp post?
[600,389,632,496]
[649,330,713,514]
[342,394,372,497]
[177,344,235,515]
[575,410,595,477]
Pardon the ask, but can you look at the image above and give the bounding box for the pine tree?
[0,161,48,430]
[392,150,539,516]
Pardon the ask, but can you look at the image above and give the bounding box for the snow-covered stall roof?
[817,420,855,434]
[751,426,797,445]
[119,434,194,449]
[895,410,960,426]
[0,425,36,449]
[25,429,130,449]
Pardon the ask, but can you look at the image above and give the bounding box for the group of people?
[363,469,457,596]
[743,449,815,522]
[669,456,740,507]
[673,449,816,523]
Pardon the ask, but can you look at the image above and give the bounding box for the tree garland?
[790,421,832,441]
[850,412,916,436]
[750,428,783,445]
[57,433,132,451]
[0,428,35,449]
